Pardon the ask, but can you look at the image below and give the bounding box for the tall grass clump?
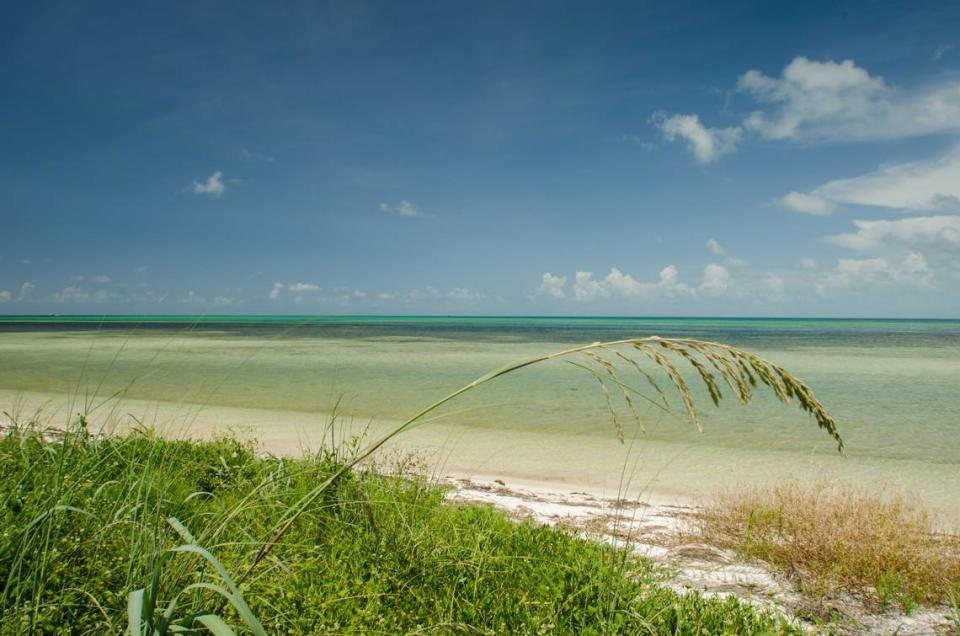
[695,481,960,610]
[243,336,842,585]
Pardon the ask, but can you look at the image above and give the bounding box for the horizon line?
[1,313,959,322]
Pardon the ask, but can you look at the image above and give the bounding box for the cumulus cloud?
[902,252,929,274]
[821,258,893,290]
[705,239,726,257]
[705,239,747,267]
[652,113,742,163]
[738,57,960,142]
[93,274,112,284]
[775,191,841,216]
[537,273,567,298]
[653,57,960,165]
[268,282,284,300]
[787,146,960,213]
[799,258,819,269]
[0,290,10,302]
[379,200,425,217]
[826,216,960,253]
[545,264,745,302]
[818,216,960,289]
[191,171,226,196]
[568,266,690,302]
[699,264,732,295]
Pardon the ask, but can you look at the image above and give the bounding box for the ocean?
[1,315,958,517]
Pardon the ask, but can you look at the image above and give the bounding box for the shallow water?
[1,316,958,518]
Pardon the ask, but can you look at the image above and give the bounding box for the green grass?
[0,334,850,634]
[0,420,797,635]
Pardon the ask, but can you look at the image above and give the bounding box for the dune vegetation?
[0,419,810,635]
[695,481,960,612]
[0,336,850,634]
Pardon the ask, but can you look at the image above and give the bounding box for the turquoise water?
[1,316,958,514]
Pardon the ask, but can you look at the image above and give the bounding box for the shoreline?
[3,387,959,527]
[0,387,712,507]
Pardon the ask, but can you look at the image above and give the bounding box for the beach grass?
[694,481,960,612]
[0,334,853,634]
[0,420,798,634]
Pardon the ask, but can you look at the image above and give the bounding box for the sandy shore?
[442,476,954,635]
[0,388,712,503]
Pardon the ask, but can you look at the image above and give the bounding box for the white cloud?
[380,200,425,218]
[799,146,960,212]
[705,239,726,257]
[814,216,960,291]
[699,264,732,295]
[93,274,112,284]
[653,113,742,163]
[212,296,233,306]
[572,271,610,301]
[17,282,34,301]
[705,239,747,266]
[191,171,226,196]
[775,191,841,216]
[135,265,148,273]
[287,282,320,292]
[537,273,567,298]
[799,257,819,269]
[569,266,690,302]
[738,57,960,142]
[826,216,960,253]
[836,257,889,275]
[902,251,929,275]
[898,252,934,286]
[0,290,10,302]
[824,258,892,289]
[653,57,960,169]
[268,282,284,300]
[377,292,396,300]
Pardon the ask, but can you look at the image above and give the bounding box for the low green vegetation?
[696,481,960,612]
[0,421,797,634]
[1,336,852,634]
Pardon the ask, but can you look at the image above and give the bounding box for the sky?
[2,1,960,317]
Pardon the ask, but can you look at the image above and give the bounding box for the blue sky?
[2,1,959,317]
